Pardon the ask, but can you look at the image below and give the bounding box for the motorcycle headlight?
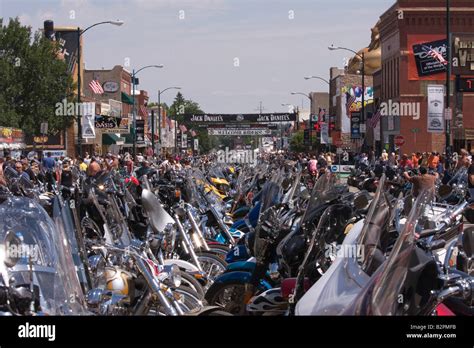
[88,254,106,289]
[164,223,177,251]
[170,264,182,288]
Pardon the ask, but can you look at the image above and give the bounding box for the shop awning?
[121,92,134,105]
[102,133,125,146]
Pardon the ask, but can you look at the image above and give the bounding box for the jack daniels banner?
[183,113,297,124]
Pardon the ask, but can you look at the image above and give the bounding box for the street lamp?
[76,20,123,157]
[328,44,366,132]
[156,86,181,155]
[131,65,164,156]
[304,76,330,85]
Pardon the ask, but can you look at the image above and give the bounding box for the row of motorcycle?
[0,158,472,316]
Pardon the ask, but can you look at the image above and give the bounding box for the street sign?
[394,135,405,147]
[445,107,452,121]
[40,122,48,135]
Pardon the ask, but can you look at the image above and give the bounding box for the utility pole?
[446,0,452,153]
[255,102,265,149]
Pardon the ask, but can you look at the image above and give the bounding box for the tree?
[167,92,216,153]
[0,17,75,135]
[290,130,306,153]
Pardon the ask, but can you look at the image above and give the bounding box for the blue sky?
[0,0,395,113]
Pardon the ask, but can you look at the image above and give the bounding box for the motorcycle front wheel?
[205,282,248,315]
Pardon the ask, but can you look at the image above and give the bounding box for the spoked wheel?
[205,282,248,315]
[196,252,227,289]
[180,271,205,300]
[206,244,231,261]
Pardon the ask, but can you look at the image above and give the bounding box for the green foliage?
[0,17,74,135]
[290,130,306,153]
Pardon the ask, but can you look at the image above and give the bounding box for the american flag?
[422,45,448,66]
[369,108,381,128]
[89,79,104,94]
[191,130,197,137]
[139,105,148,117]
[346,93,356,116]
[179,124,187,133]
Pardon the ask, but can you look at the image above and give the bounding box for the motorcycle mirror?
[3,231,22,268]
[462,227,474,258]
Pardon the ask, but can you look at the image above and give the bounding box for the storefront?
[0,127,26,158]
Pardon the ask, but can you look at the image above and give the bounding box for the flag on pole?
[422,45,448,65]
[191,130,197,137]
[346,93,356,116]
[179,124,187,133]
[369,108,382,128]
[89,79,104,94]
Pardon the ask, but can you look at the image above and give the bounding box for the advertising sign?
[109,99,122,118]
[408,35,454,81]
[412,39,448,77]
[350,111,361,139]
[452,34,474,75]
[136,120,145,143]
[427,85,445,133]
[208,128,272,136]
[95,115,130,134]
[81,102,96,139]
[184,113,296,124]
[103,81,120,93]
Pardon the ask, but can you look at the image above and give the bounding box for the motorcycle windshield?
[356,174,392,274]
[448,167,468,186]
[368,189,435,315]
[258,170,284,215]
[0,196,87,315]
[301,173,338,224]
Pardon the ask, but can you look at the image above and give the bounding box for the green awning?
[102,133,125,145]
[122,133,134,145]
[121,92,134,105]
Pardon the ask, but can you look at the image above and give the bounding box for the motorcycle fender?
[226,261,256,273]
[213,271,253,286]
[163,259,200,273]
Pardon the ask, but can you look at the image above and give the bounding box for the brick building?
[328,67,374,152]
[376,0,474,154]
[83,65,135,154]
